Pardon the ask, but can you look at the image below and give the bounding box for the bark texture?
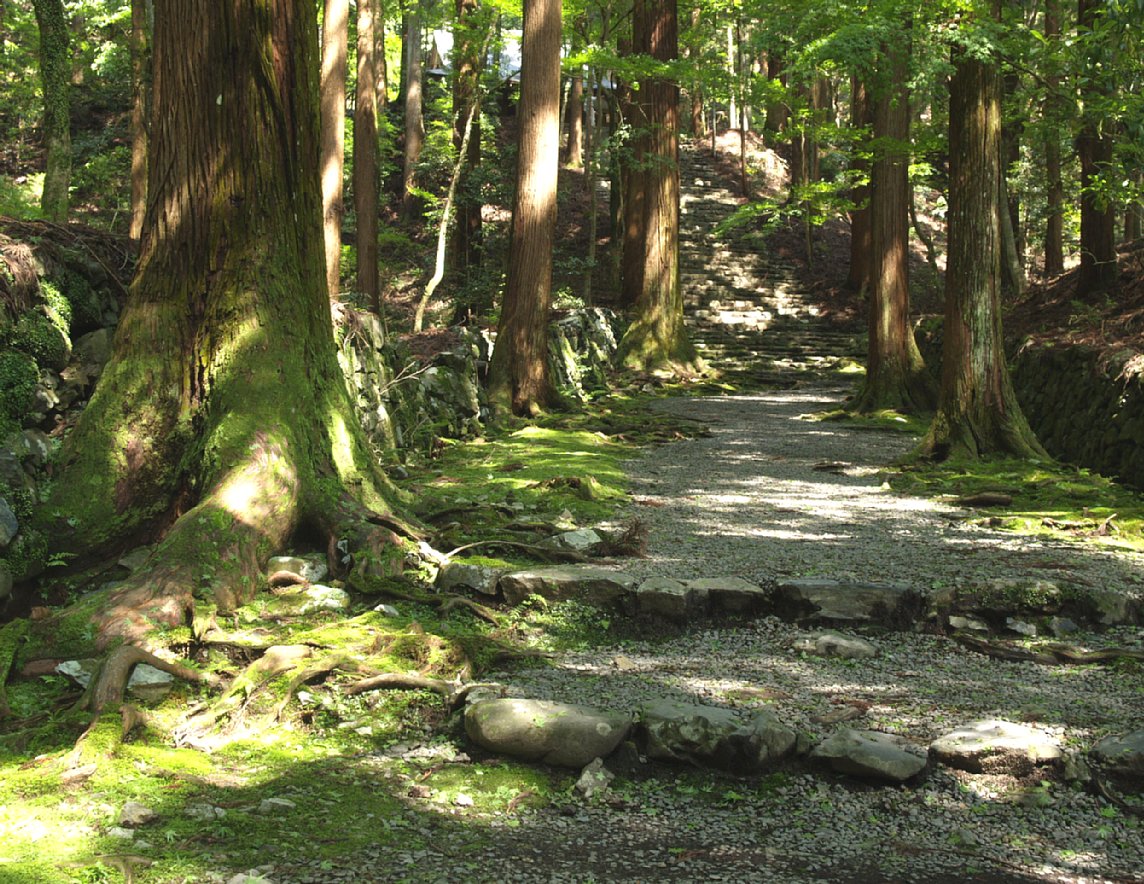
[355,0,380,309]
[918,10,1046,461]
[41,0,404,646]
[847,76,873,294]
[320,0,348,299]
[852,33,933,414]
[486,0,561,415]
[617,0,697,373]
[129,0,150,244]
[401,5,425,221]
[448,0,484,277]
[1075,0,1117,294]
[1042,0,1065,278]
[32,0,71,223]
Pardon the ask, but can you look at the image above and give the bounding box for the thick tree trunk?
[449,0,485,277]
[321,0,348,298]
[686,7,705,137]
[32,0,71,223]
[355,0,380,310]
[1042,0,1064,277]
[852,31,934,415]
[918,6,1046,461]
[128,0,149,245]
[40,0,405,647]
[847,76,873,294]
[486,0,561,415]
[617,0,697,373]
[1075,0,1118,294]
[618,29,645,310]
[401,4,425,221]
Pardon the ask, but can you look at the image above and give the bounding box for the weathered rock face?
[634,577,700,620]
[811,729,928,783]
[774,578,925,626]
[687,577,770,616]
[929,720,1062,773]
[436,561,502,596]
[498,566,638,609]
[464,698,631,768]
[1090,729,1144,778]
[638,700,795,772]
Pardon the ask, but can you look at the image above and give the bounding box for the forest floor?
[3,134,1144,884]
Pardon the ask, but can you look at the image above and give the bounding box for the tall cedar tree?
[851,25,934,414]
[37,0,408,671]
[917,0,1046,460]
[401,4,425,220]
[562,24,584,167]
[449,0,484,277]
[847,76,873,294]
[1043,0,1065,277]
[321,0,348,297]
[487,0,561,414]
[355,0,381,309]
[129,0,149,244]
[32,0,70,222]
[1075,0,1117,293]
[617,0,697,373]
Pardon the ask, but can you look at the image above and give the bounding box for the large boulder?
[930,720,1061,773]
[811,729,927,783]
[465,698,631,768]
[638,700,795,772]
[774,578,924,626]
[498,565,638,609]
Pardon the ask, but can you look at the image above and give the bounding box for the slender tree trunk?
[619,29,645,309]
[1042,0,1064,277]
[999,175,1025,297]
[918,1,1045,460]
[449,0,484,276]
[847,76,873,294]
[401,3,425,220]
[128,0,150,245]
[32,0,71,223]
[618,0,696,373]
[1075,0,1117,294]
[321,0,348,298]
[1127,174,1143,242]
[765,55,787,133]
[852,29,933,414]
[563,70,584,167]
[376,6,388,110]
[726,22,736,128]
[40,0,405,647]
[686,6,704,137]
[355,0,380,309]
[486,0,561,415]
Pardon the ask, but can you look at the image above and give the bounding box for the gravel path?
[276,382,1144,884]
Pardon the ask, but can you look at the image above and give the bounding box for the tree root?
[342,671,455,698]
[80,645,222,714]
[955,634,1144,665]
[173,645,314,746]
[272,654,371,720]
[438,595,502,625]
[445,539,586,563]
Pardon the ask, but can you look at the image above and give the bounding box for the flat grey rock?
[635,577,702,620]
[465,698,630,768]
[687,577,770,615]
[930,720,1061,772]
[498,566,638,609]
[811,729,927,783]
[540,528,606,556]
[437,561,502,596]
[639,700,795,771]
[1091,729,1144,777]
[793,632,877,659]
[775,578,924,625]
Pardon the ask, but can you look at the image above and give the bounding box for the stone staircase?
[678,143,865,384]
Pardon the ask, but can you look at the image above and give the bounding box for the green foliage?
[0,350,38,435]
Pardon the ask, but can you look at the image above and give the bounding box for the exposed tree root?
[955,634,1144,665]
[342,672,455,699]
[80,645,222,714]
[272,654,370,720]
[173,645,314,746]
[445,539,587,563]
[438,595,502,625]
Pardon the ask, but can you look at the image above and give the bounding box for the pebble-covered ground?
[271,383,1144,884]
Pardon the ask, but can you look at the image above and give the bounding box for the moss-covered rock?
[0,350,38,435]
[1,312,71,372]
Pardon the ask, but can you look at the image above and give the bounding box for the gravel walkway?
[276,382,1144,884]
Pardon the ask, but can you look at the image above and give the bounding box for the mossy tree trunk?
[39,0,407,652]
[32,0,71,223]
[486,0,561,415]
[916,1,1046,461]
[355,0,380,310]
[852,25,934,415]
[321,0,348,299]
[617,0,698,374]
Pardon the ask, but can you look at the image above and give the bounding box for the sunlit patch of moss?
[417,761,561,812]
[888,457,1144,551]
[810,407,930,436]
